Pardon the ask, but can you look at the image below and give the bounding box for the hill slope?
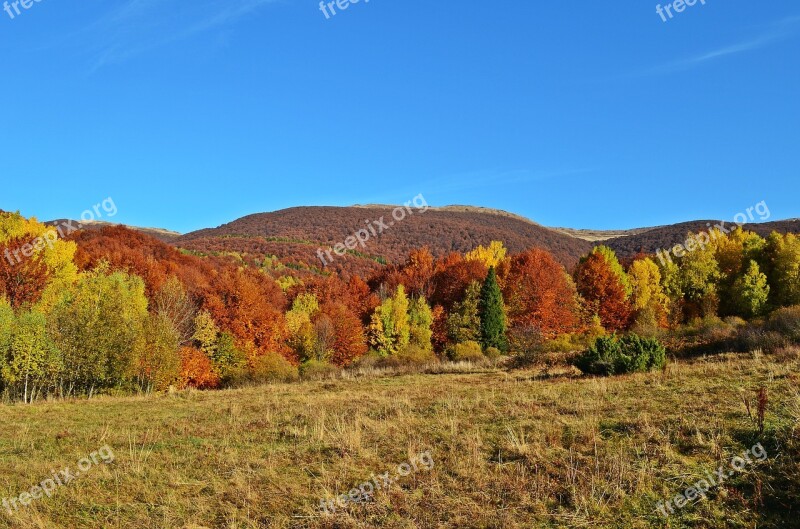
[177,206,595,277]
[604,219,800,259]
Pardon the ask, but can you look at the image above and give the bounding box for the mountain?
[602,219,800,259]
[13,205,798,278]
[44,219,182,243]
[176,206,595,277]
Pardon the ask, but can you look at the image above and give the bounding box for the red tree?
[573,252,632,332]
[202,268,289,359]
[0,236,51,308]
[502,248,580,338]
[429,253,488,311]
[318,302,368,366]
[179,347,220,389]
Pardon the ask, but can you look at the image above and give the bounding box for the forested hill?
[604,219,800,259]
[176,206,595,277]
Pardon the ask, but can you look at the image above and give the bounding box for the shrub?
[245,352,299,384]
[629,306,663,338]
[508,326,544,367]
[300,359,340,380]
[395,344,437,365]
[179,347,220,389]
[735,326,789,354]
[766,306,800,344]
[448,341,485,362]
[484,347,502,360]
[370,345,438,369]
[574,336,619,376]
[574,334,666,376]
[724,316,748,328]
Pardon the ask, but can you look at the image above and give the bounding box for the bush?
[484,347,502,360]
[629,306,664,338]
[299,359,340,380]
[574,334,667,376]
[244,352,299,384]
[766,306,800,343]
[735,326,789,354]
[179,347,220,389]
[374,345,437,368]
[508,326,544,367]
[448,341,485,362]
[354,345,437,369]
[724,316,748,328]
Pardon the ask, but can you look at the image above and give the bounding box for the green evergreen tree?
[479,267,508,352]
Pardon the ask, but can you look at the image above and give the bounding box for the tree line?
[1,213,799,402]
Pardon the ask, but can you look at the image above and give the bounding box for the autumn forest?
[2,210,800,404]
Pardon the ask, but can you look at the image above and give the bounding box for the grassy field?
[1,352,798,529]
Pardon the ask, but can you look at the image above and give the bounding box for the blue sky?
[1,0,798,233]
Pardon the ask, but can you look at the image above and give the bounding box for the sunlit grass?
[0,350,797,528]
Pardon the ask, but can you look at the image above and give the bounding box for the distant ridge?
[5,205,799,275]
[176,205,595,277]
[45,219,182,243]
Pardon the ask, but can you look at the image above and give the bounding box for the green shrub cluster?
[574,334,666,376]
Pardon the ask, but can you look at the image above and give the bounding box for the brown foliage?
[502,248,580,338]
[429,253,488,311]
[0,237,51,308]
[318,303,368,367]
[72,226,216,298]
[299,274,379,325]
[179,347,220,389]
[203,268,288,359]
[431,304,448,353]
[606,219,800,259]
[177,206,593,270]
[74,226,291,358]
[574,252,632,332]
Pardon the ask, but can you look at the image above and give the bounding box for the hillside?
[45,218,182,243]
[177,206,595,277]
[174,207,800,276]
[12,205,798,278]
[604,219,800,259]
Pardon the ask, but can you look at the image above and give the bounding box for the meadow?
[1,350,798,529]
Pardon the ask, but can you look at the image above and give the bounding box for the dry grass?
[1,351,798,529]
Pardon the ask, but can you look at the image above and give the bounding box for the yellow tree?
[0,212,78,308]
[466,241,507,269]
[369,285,410,356]
[715,228,766,315]
[766,232,800,307]
[628,257,670,328]
[285,293,320,362]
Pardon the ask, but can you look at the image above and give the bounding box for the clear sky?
[1,0,798,233]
